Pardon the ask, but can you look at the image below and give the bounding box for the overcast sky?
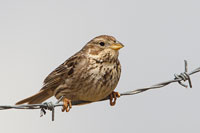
[0,0,200,133]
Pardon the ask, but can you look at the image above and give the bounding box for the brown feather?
[15,89,53,105]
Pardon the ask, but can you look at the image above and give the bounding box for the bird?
[16,35,124,112]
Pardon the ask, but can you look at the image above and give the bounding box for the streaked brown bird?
[16,35,124,112]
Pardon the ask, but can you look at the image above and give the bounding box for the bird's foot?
[62,98,72,112]
[109,91,120,106]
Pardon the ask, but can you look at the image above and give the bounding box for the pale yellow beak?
[109,42,124,50]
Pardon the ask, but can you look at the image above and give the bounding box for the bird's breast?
[77,59,121,101]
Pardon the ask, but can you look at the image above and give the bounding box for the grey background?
[0,0,200,133]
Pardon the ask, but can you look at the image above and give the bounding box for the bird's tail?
[15,89,53,105]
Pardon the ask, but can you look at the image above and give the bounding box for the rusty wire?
[0,60,200,121]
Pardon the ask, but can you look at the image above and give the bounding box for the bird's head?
[82,35,124,62]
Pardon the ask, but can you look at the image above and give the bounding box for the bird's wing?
[16,52,87,105]
[42,52,86,91]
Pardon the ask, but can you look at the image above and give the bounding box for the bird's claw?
[62,98,72,112]
[109,91,120,106]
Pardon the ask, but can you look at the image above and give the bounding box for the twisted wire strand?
[0,60,200,121]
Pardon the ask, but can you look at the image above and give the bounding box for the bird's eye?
[99,42,105,46]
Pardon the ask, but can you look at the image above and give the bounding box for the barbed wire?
[0,60,200,121]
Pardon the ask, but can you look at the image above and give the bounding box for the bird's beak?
[109,41,124,50]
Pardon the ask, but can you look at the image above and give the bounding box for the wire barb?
[40,102,55,121]
[0,60,200,121]
[174,60,192,88]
